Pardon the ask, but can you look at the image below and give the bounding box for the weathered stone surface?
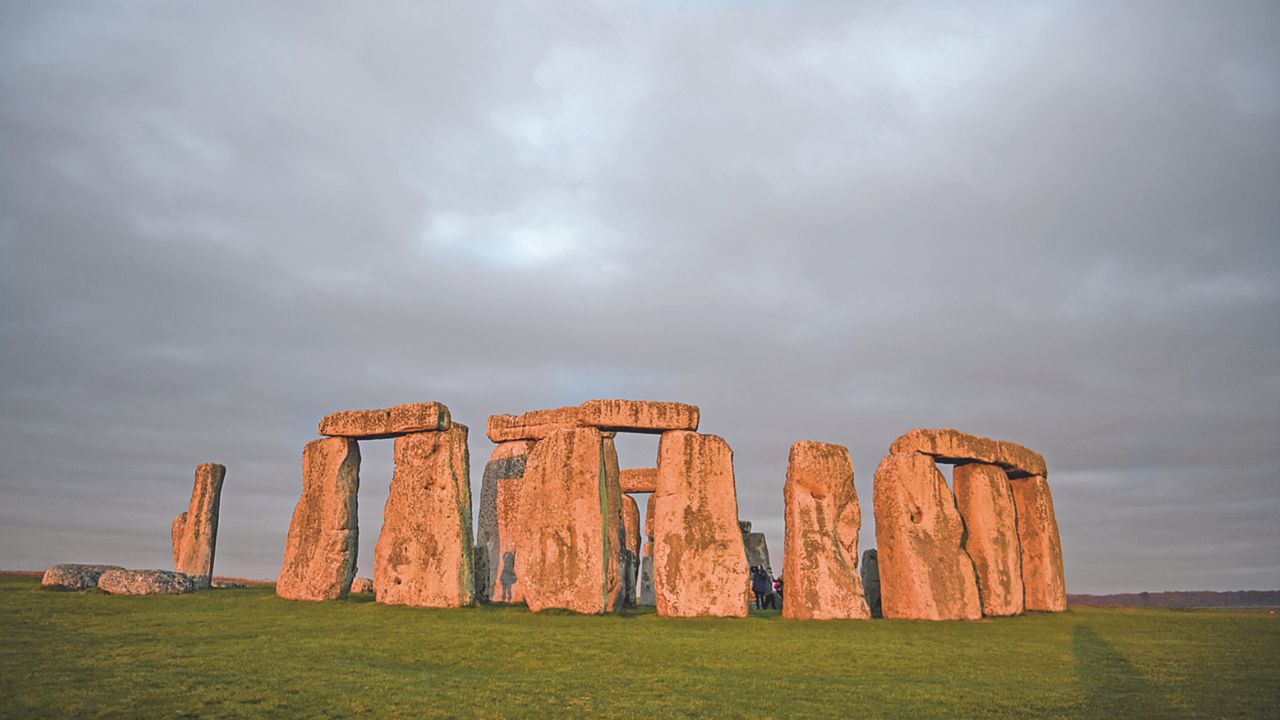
[350,577,373,594]
[1011,475,1067,612]
[782,441,870,620]
[738,521,752,533]
[620,468,658,493]
[861,549,882,618]
[622,494,641,606]
[319,402,451,439]
[98,569,196,595]
[486,406,582,443]
[639,544,655,606]
[41,564,125,591]
[515,427,625,614]
[743,531,771,572]
[171,463,225,589]
[954,462,1024,617]
[872,452,982,621]
[653,431,749,618]
[889,428,1047,478]
[277,437,361,601]
[579,399,699,434]
[475,440,535,603]
[374,425,475,608]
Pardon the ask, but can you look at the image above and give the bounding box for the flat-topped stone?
[42,564,125,591]
[319,402,451,439]
[889,428,1047,478]
[487,400,699,442]
[620,468,658,493]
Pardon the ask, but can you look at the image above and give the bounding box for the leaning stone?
[486,406,582,443]
[954,462,1024,616]
[318,402,451,439]
[653,431,749,617]
[475,439,536,603]
[1011,475,1067,612]
[41,564,125,591]
[98,569,196,595]
[374,425,475,608]
[620,468,658,493]
[350,577,373,594]
[872,452,981,620]
[889,428,1047,478]
[171,463,225,589]
[860,549,882,618]
[277,437,361,601]
[579,400,700,434]
[622,494,641,606]
[782,441,870,620]
[515,427,625,614]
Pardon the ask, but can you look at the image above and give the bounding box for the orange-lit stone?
[954,462,1024,617]
[277,438,360,601]
[620,467,658,493]
[318,402,450,439]
[889,428,1046,478]
[171,463,225,589]
[1010,474,1067,612]
[476,440,536,603]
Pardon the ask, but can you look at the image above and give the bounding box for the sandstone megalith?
[890,428,1046,478]
[872,452,981,620]
[277,437,361,601]
[42,564,125,591]
[475,439,535,603]
[98,569,196,595]
[742,530,772,572]
[620,468,658,493]
[1011,475,1067,612]
[350,577,373,594]
[171,463,226,589]
[374,425,475,608]
[515,427,625,614]
[653,431,749,618]
[860,549,881,618]
[318,401,450,439]
[639,493,656,605]
[622,493,641,606]
[954,462,1024,616]
[487,399,699,442]
[782,441,870,620]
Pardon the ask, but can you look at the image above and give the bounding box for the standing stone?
[742,529,772,572]
[954,462,1024,617]
[782,441,870,621]
[374,425,475,608]
[872,452,981,621]
[860,549,882,618]
[1010,475,1067,612]
[515,427,625,614]
[653,431,749,618]
[475,439,535,603]
[171,463,226,589]
[620,468,659,493]
[350,577,374,594]
[622,494,641,606]
[277,437,361,601]
[639,493,657,605]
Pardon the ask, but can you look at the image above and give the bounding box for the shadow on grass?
[1073,626,1181,719]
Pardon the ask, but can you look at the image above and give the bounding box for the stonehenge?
[782,441,870,620]
[172,463,225,589]
[98,569,197,596]
[41,564,125,591]
[874,428,1065,620]
[263,398,1064,622]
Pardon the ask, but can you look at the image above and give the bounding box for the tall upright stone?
[639,493,656,605]
[742,528,772,572]
[653,431,749,618]
[374,425,475,608]
[278,438,360,601]
[622,494,641,606]
[860,549,882,618]
[1010,475,1067,612]
[515,427,625,614]
[171,462,226,589]
[872,452,981,620]
[954,462,1024,617]
[475,439,535,603]
[782,441,870,620]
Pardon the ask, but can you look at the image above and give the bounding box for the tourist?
[751,565,771,609]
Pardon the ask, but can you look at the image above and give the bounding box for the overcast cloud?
[1,1,1276,593]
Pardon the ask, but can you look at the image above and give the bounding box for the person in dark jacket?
[750,565,772,609]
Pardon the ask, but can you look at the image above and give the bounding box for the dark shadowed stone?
[861,549,881,618]
[475,440,535,603]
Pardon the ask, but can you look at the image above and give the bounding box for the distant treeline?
[1068,590,1280,608]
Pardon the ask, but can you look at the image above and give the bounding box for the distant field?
[2,576,1276,719]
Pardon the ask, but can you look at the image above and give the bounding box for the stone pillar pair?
[277,402,474,607]
[873,428,1066,620]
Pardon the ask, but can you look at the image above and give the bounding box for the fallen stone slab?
[1011,475,1067,612]
[620,467,658,493]
[98,569,197,595]
[782,441,870,620]
[172,462,225,589]
[41,564,125,591]
[954,462,1024,617]
[475,439,536,604]
[579,400,699,434]
[277,437,361,601]
[889,428,1047,478]
[872,452,981,621]
[318,402,451,439]
[374,425,475,608]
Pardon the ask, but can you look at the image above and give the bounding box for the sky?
[1,1,1276,594]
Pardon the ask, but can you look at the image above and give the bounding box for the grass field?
[2,576,1276,719]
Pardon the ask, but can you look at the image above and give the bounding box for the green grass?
[1,576,1276,719]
